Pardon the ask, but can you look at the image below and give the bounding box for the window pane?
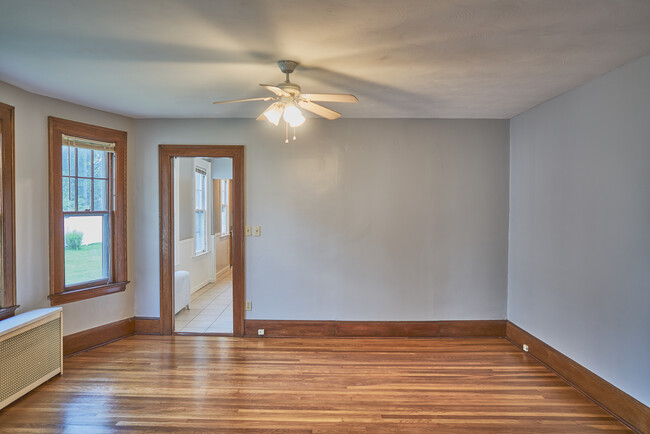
[93,151,107,178]
[221,209,227,234]
[195,172,204,209]
[195,211,205,252]
[64,215,110,286]
[221,180,228,205]
[63,177,76,212]
[62,146,70,176]
[77,147,92,177]
[67,147,76,176]
[93,179,107,211]
[77,178,92,211]
[195,172,200,199]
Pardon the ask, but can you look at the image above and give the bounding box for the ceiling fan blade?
[300,93,358,103]
[259,84,290,97]
[213,97,275,104]
[297,101,341,120]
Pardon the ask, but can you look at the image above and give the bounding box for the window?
[220,179,230,235]
[0,103,17,320]
[194,167,208,254]
[48,117,127,305]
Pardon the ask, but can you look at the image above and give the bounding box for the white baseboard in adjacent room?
[190,278,216,294]
[215,266,230,280]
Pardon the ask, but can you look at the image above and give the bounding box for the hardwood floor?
[0,336,630,432]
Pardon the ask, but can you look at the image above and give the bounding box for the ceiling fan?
[213,60,358,142]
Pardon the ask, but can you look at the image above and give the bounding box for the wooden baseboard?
[135,317,161,335]
[506,321,649,433]
[244,320,506,338]
[63,317,134,357]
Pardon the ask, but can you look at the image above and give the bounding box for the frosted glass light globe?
[283,104,305,127]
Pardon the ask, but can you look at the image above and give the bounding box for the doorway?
[158,145,244,336]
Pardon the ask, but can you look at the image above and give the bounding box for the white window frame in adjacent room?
[220,179,230,237]
[193,159,211,256]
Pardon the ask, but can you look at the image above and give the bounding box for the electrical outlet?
[245,226,252,236]
[254,225,261,236]
[523,344,529,352]
[245,300,252,311]
[258,328,265,336]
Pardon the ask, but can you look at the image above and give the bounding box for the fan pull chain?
[293,127,297,141]
[285,122,289,143]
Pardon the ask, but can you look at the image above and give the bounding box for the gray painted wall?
[508,54,650,406]
[134,118,509,321]
[0,81,136,336]
[211,157,232,180]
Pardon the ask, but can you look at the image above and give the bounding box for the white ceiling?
[1,0,649,119]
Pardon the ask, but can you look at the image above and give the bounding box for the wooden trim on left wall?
[0,102,17,317]
[63,317,135,357]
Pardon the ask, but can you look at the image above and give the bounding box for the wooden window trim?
[48,117,128,305]
[0,103,17,320]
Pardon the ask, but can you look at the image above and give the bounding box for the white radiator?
[0,307,63,410]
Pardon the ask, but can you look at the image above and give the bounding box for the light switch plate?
[245,226,252,236]
[245,300,252,311]
[254,226,261,237]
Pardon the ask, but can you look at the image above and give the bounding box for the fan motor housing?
[278,60,298,74]
[277,81,301,95]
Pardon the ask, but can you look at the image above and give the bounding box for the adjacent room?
[173,157,233,334]
[0,1,648,432]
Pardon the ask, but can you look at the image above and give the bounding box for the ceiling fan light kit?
[213,60,358,142]
[262,103,283,126]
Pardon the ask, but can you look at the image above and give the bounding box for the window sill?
[49,281,129,306]
[193,251,210,259]
[0,305,20,321]
[219,233,231,240]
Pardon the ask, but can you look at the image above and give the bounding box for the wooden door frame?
[159,145,245,336]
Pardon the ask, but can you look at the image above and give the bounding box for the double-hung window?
[48,117,128,305]
[194,167,208,254]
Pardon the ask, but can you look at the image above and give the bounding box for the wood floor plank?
[0,336,631,432]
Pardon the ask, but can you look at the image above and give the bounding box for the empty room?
[0,1,648,432]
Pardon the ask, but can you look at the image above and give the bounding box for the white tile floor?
[174,269,233,334]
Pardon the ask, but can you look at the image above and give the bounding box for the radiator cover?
[0,307,63,410]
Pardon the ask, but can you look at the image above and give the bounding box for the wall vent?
[0,307,62,410]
